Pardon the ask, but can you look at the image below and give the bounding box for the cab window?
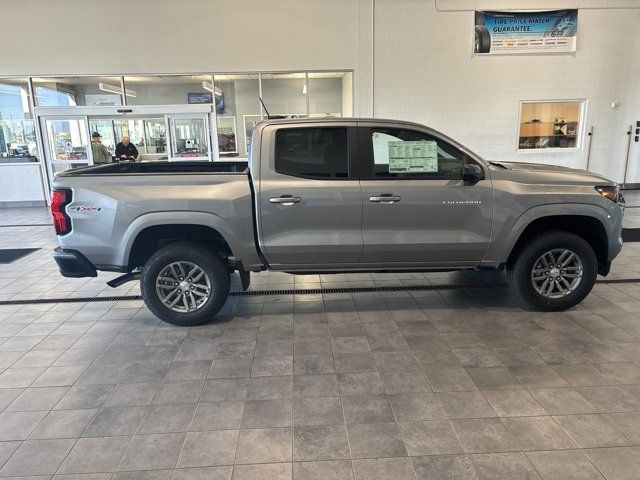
[275,127,349,179]
[367,127,467,179]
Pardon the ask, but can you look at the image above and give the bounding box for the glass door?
[42,116,92,177]
[167,114,211,161]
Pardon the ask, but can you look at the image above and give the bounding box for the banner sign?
[474,9,578,55]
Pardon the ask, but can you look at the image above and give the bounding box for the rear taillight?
[51,189,72,235]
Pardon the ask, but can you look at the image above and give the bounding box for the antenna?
[259,97,271,118]
[258,97,286,120]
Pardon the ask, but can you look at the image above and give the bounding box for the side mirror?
[462,162,485,184]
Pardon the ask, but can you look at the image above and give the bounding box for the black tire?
[507,231,597,311]
[474,25,491,53]
[140,241,230,326]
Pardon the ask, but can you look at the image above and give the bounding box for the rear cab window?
[275,127,350,179]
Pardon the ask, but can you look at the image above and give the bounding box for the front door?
[257,123,362,267]
[358,124,493,266]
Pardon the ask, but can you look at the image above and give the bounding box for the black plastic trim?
[52,248,97,278]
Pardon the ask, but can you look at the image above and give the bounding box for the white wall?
[1,0,358,75]
[366,0,640,183]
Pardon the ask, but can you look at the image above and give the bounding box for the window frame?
[516,99,587,154]
[273,125,357,181]
[357,125,477,181]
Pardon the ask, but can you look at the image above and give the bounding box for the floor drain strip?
[0,277,638,306]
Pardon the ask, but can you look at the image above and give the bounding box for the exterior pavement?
[0,205,638,479]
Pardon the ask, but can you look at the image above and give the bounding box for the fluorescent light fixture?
[99,82,136,98]
[302,83,308,95]
[202,81,223,97]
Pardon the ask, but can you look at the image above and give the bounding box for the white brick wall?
[360,0,640,183]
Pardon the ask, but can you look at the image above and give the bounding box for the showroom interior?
[0,0,640,479]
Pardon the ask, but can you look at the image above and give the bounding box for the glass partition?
[260,72,307,119]
[88,120,117,155]
[123,75,215,106]
[519,101,584,150]
[33,76,123,107]
[144,119,167,154]
[213,74,260,157]
[308,71,352,118]
[0,77,37,163]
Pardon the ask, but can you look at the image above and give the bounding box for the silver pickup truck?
[51,118,625,326]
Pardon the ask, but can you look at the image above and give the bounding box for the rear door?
[256,122,363,267]
[358,123,493,265]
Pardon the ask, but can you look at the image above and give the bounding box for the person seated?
[90,132,111,165]
[115,136,139,161]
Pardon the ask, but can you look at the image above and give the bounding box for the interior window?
[275,127,348,179]
[370,128,466,179]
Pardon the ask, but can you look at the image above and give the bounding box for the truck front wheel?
[508,231,597,311]
[140,242,230,326]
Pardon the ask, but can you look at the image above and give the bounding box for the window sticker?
[372,132,401,164]
[388,140,438,173]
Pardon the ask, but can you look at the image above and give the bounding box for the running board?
[106,272,141,288]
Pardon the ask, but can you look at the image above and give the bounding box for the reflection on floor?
[0,207,638,479]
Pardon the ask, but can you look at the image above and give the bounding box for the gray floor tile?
[575,386,640,412]
[152,380,204,405]
[138,403,197,434]
[231,463,290,480]
[398,420,463,456]
[424,367,477,392]
[529,388,598,415]
[451,418,520,454]
[241,399,292,428]
[83,406,146,437]
[347,423,407,459]
[105,382,159,407]
[436,391,497,419]
[352,457,415,480]
[471,452,540,480]
[293,425,350,461]
[603,412,640,444]
[389,393,446,421]
[554,414,632,448]
[294,397,344,426]
[0,438,75,476]
[247,376,292,400]
[337,372,385,396]
[293,374,338,398]
[54,384,114,410]
[176,430,239,468]
[583,446,640,480]
[292,460,353,480]
[341,395,395,424]
[6,386,68,411]
[29,408,97,439]
[412,454,478,480]
[190,402,244,431]
[201,378,247,402]
[118,432,187,471]
[502,416,576,451]
[526,450,605,480]
[482,389,547,418]
[235,427,292,464]
[0,410,48,440]
[57,436,131,474]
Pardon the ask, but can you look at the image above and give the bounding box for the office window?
[275,127,348,179]
[308,71,352,118]
[123,75,215,106]
[33,76,123,107]
[0,77,37,163]
[214,74,260,157]
[261,72,307,119]
[369,128,466,179]
[519,101,584,150]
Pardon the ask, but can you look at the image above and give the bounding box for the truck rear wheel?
[140,242,230,326]
[508,231,597,311]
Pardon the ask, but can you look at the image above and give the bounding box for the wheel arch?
[122,212,240,271]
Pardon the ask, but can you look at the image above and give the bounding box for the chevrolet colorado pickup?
[51,118,624,326]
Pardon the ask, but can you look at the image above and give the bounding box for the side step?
[107,272,141,288]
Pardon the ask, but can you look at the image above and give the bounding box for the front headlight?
[595,185,620,203]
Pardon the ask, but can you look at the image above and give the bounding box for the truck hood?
[488,161,616,185]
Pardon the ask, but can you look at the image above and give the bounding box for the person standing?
[115,135,139,160]
[90,132,111,165]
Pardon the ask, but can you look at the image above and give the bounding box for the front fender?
[484,202,619,265]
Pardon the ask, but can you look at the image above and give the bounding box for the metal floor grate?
[0,278,638,306]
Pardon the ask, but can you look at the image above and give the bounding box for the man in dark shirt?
[115,136,139,160]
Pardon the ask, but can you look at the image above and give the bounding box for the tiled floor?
[0,206,638,479]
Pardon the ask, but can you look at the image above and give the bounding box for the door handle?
[369,194,401,204]
[269,195,301,206]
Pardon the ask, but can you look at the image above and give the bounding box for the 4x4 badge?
[70,206,103,213]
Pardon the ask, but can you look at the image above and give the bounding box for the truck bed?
[57,161,249,176]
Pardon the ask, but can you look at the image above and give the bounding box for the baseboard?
[622,183,640,190]
[0,200,47,208]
